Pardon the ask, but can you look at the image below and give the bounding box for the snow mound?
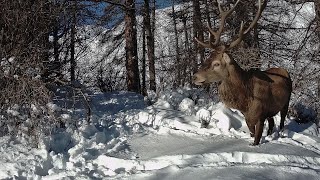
[0,88,319,179]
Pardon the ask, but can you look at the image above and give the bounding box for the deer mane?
[218,60,253,112]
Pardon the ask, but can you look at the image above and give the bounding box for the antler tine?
[195,0,241,49]
[194,21,218,49]
[218,0,241,18]
[229,21,245,49]
[211,0,241,47]
[228,0,265,49]
[244,0,263,34]
[195,36,214,49]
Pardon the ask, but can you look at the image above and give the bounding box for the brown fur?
[193,50,292,145]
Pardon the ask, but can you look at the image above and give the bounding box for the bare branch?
[88,0,133,10]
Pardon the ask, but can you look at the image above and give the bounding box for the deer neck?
[218,60,251,112]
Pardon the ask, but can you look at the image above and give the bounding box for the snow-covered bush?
[0,0,64,145]
[0,73,58,144]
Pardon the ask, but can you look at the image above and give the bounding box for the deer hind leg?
[253,120,265,145]
[267,117,274,136]
[280,102,289,130]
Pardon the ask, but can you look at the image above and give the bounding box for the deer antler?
[228,0,264,49]
[195,0,241,49]
[195,0,265,50]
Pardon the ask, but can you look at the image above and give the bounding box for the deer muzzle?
[193,73,206,85]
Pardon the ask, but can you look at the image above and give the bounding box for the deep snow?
[0,88,319,179]
[0,1,318,179]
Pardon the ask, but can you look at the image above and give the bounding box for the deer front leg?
[245,120,255,137]
[253,120,265,145]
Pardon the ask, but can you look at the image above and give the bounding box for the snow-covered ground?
[0,88,319,179]
[0,1,318,179]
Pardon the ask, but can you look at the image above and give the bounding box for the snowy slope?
[0,88,319,179]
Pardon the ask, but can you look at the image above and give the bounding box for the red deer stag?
[193,0,292,145]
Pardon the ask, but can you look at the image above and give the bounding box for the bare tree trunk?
[53,24,59,65]
[144,0,156,91]
[315,0,320,101]
[182,15,189,51]
[172,0,181,88]
[315,0,320,41]
[125,0,140,93]
[142,11,147,96]
[234,0,252,47]
[51,20,63,81]
[204,0,211,27]
[192,0,204,75]
[70,1,77,82]
[0,27,3,60]
[182,15,189,86]
[151,0,156,35]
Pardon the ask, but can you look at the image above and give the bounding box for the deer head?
[193,0,264,86]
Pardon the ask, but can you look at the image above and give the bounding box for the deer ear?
[222,53,232,64]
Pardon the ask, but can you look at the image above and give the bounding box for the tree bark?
[151,0,156,36]
[144,0,156,91]
[192,0,204,75]
[142,10,147,96]
[172,0,181,88]
[204,0,212,27]
[70,1,77,82]
[125,0,140,93]
[315,0,320,100]
[315,0,320,39]
[182,14,189,86]
[53,24,60,65]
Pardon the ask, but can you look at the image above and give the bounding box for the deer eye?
[213,62,220,67]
